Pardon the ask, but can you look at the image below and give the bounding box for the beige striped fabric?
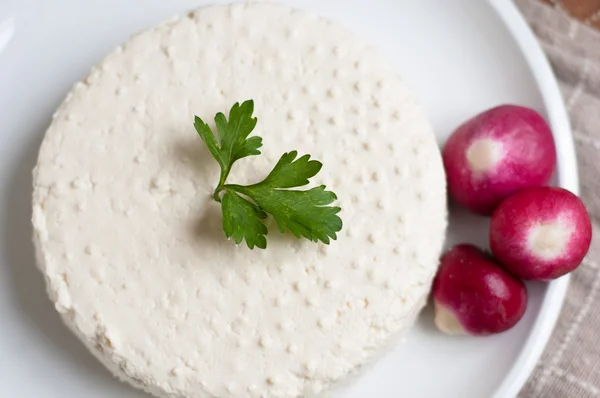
[516,1,600,397]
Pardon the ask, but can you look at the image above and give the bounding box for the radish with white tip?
[433,244,528,335]
[442,105,556,215]
[490,186,592,280]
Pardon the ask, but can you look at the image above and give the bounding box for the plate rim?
[489,1,575,397]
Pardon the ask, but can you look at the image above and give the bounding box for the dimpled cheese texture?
[31,3,447,398]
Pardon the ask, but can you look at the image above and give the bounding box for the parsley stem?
[213,187,223,202]
[217,167,231,190]
[214,165,234,202]
[214,184,251,202]
[222,184,248,195]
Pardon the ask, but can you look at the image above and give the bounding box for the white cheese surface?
[32,3,447,398]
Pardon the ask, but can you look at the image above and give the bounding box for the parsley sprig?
[194,100,342,249]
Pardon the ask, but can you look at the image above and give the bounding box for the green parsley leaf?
[233,183,341,244]
[194,116,224,169]
[214,100,262,164]
[194,100,262,190]
[258,150,323,188]
[221,190,268,249]
[194,100,342,249]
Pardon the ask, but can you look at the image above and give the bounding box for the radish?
[442,105,556,215]
[490,187,592,280]
[433,244,527,335]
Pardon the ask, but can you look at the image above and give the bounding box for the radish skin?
[490,187,592,280]
[443,105,556,215]
[433,244,528,335]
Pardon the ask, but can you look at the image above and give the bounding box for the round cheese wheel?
[32,3,447,398]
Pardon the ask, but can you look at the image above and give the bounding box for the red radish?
[490,187,592,280]
[433,244,527,335]
[442,105,556,215]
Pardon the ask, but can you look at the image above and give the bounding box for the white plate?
[0,0,576,397]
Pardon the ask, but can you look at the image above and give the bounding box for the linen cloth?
[516,0,600,396]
